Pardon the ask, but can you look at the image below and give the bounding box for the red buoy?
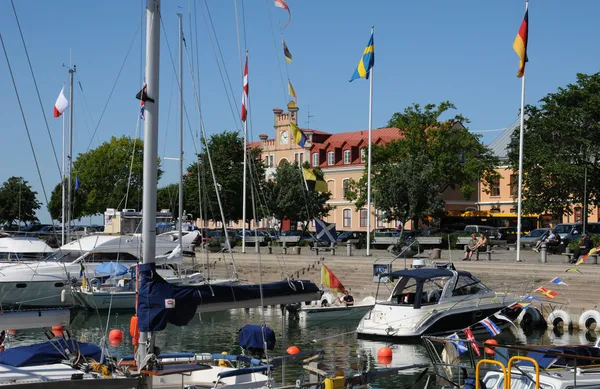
[484,339,498,355]
[109,329,123,346]
[286,345,300,355]
[51,325,63,331]
[130,315,139,346]
[377,347,393,358]
[378,355,393,365]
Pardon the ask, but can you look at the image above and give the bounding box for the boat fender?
[578,310,600,332]
[441,343,460,380]
[517,307,546,329]
[548,309,574,330]
[60,289,66,303]
[130,315,140,345]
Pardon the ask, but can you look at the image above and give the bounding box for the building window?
[328,151,335,165]
[343,209,352,227]
[299,153,304,164]
[342,179,350,199]
[490,177,500,197]
[377,211,385,227]
[312,153,319,167]
[360,209,368,227]
[510,174,518,197]
[264,155,269,166]
[361,148,366,163]
[575,207,582,223]
[269,155,274,168]
[294,153,299,163]
[343,150,351,164]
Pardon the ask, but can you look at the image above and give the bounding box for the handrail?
[507,356,539,389]
[476,359,507,389]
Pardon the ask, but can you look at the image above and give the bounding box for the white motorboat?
[297,295,376,321]
[355,339,430,372]
[0,234,185,308]
[357,265,520,339]
[0,236,54,262]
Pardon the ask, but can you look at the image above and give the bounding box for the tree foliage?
[157,183,180,216]
[0,177,41,225]
[47,182,87,221]
[507,72,600,219]
[348,102,499,225]
[265,161,333,226]
[183,131,266,224]
[47,136,162,217]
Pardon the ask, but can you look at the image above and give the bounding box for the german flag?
[513,6,529,78]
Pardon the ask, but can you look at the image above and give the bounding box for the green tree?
[507,72,600,223]
[265,161,333,228]
[348,102,499,227]
[47,136,162,216]
[183,131,266,225]
[47,182,87,221]
[157,183,180,216]
[0,177,41,226]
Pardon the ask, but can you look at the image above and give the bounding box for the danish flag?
[241,56,248,122]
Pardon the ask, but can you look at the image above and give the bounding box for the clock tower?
[273,106,299,150]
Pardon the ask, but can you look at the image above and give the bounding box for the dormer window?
[328,151,335,166]
[343,150,351,164]
[361,148,366,163]
[312,152,319,167]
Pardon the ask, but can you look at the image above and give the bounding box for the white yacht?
[0,234,186,308]
[357,266,519,339]
[0,236,54,262]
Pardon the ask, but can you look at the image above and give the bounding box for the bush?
[568,234,600,252]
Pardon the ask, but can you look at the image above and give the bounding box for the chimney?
[258,134,268,141]
[273,108,283,127]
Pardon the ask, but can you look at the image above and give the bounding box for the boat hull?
[299,304,374,321]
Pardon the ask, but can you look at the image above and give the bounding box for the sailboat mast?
[61,106,66,246]
[66,65,75,242]
[178,13,184,246]
[138,0,160,372]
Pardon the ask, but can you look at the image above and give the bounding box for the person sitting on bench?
[533,229,558,253]
[475,233,489,261]
[570,234,593,264]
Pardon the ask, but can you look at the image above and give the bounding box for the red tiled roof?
[301,128,330,135]
[247,141,261,149]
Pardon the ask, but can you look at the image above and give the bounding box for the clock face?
[280,130,289,145]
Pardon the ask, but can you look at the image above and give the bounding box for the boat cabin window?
[50,251,84,263]
[86,252,140,263]
[390,276,449,306]
[0,252,47,261]
[451,275,489,297]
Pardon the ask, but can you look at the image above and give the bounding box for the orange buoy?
[378,355,393,365]
[7,329,17,335]
[52,328,64,337]
[109,329,123,346]
[51,325,63,331]
[286,346,300,355]
[377,347,393,358]
[130,315,140,346]
[484,339,498,355]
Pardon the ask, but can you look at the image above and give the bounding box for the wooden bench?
[277,236,301,254]
[416,236,442,246]
[561,252,598,264]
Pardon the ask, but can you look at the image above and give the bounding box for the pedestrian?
[570,234,593,264]
[475,233,489,261]
[462,233,478,261]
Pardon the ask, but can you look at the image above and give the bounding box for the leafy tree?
[47,136,162,216]
[348,102,499,227]
[157,183,180,216]
[265,161,333,228]
[47,182,87,221]
[0,177,41,226]
[183,131,266,225]
[507,72,600,224]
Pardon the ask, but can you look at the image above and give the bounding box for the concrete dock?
[187,247,600,315]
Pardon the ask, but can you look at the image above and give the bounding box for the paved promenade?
[187,247,600,314]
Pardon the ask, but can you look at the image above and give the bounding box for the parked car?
[235,229,273,246]
[336,231,367,249]
[497,227,520,244]
[280,230,330,247]
[562,223,600,246]
[463,225,501,240]
[553,223,576,240]
[520,228,551,248]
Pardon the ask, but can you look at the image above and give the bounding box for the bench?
[561,253,598,265]
[372,236,400,250]
[277,236,301,254]
[314,245,336,256]
[416,237,442,246]
[245,236,265,244]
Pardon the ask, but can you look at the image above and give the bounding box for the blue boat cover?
[94,262,130,278]
[0,339,102,367]
[137,263,319,332]
[239,324,275,351]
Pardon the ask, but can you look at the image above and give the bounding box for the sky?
[1,0,599,225]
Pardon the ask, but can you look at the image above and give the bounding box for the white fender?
[441,342,460,380]
[579,310,600,332]
[517,307,546,329]
[548,309,574,330]
[60,289,66,303]
[320,292,335,306]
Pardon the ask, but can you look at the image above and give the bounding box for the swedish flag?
[350,32,374,82]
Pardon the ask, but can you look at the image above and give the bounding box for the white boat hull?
[153,366,268,389]
[298,303,374,321]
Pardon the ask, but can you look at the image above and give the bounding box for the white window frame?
[328,151,335,166]
[327,179,335,198]
[360,148,366,163]
[342,179,350,199]
[360,208,368,227]
[312,152,319,167]
[343,150,351,164]
[343,209,352,228]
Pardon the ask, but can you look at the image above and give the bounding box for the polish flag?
[53,86,69,118]
[241,57,248,122]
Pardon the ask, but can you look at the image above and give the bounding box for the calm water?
[5,308,598,388]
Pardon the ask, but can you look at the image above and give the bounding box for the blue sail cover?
[138,263,319,332]
[239,324,276,351]
[0,339,102,367]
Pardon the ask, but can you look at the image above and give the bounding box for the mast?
[242,52,248,253]
[61,102,66,246]
[365,26,374,256]
[66,65,75,242]
[178,13,184,247]
[138,0,160,374]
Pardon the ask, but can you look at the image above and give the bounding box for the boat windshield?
[0,252,48,261]
[44,250,83,263]
[390,276,450,306]
[450,274,490,297]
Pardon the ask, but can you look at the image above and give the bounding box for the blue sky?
[1,1,599,224]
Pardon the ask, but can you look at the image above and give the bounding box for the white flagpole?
[366,25,374,257]
[242,52,248,253]
[61,108,65,247]
[515,1,528,262]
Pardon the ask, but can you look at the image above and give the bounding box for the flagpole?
[178,13,184,249]
[67,65,76,242]
[366,26,374,257]
[61,104,66,247]
[242,51,248,253]
[515,1,527,262]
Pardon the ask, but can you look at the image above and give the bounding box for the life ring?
[579,310,600,332]
[548,309,574,330]
[517,307,547,329]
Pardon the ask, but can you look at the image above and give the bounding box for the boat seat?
[427,290,442,303]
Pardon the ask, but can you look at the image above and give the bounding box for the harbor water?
[4,307,598,388]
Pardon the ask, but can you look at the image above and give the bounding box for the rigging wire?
[9,0,61,177]
[264,0,288,105]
